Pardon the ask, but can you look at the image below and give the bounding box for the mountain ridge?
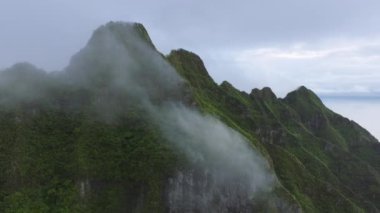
[0,21,379,212]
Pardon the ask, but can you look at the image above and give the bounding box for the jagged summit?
[284,85,324,107]
[220,81,236,90]
[66,21,157,76]
[0,21,379,212]
[64,21,185,103]
[167,49,216,88]
[250,87,277,101]
[285,85,320,100]
[88,21,156,50]
[167,49,212,77]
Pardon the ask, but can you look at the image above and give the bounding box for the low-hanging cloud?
[0,22,276,211]
[77,22,275,211]
[152,104,274,211]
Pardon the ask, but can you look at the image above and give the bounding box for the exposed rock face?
[166,170,254,213]
[0,22,379,213]
[168,47,380,212]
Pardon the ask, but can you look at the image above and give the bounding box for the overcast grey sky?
[1,0,380,97]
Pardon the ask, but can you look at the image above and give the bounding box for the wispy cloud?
[227,38,380,97]
[236,45,355,60]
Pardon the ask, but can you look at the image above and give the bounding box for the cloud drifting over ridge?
[66,22,276,210]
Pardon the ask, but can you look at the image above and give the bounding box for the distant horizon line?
[320,94,380,100]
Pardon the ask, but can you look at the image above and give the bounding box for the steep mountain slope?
[0,22,379,212]
[168,49,380,212]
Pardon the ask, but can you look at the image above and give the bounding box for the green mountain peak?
[285,86,323,106]
[250,87,277,101]
[167,49,217,95]
[0,22,379,212]
[89,21,156,50]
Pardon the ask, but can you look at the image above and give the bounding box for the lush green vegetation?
[167,48,380,212]
[0,22,379,212]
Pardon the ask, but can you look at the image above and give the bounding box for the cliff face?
[168,49,380,212]
[0,22,379,212]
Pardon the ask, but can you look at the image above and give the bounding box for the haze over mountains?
[0,22,379,212]
[323,98,380,140]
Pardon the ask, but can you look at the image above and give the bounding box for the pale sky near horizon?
[323,98,380,140]
[0,1,379,138]
[1,0,380,97]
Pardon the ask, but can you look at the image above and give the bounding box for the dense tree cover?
[0,22,379,212]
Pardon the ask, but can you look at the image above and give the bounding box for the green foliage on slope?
[0,22,379,212]
[167,49,380,212]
